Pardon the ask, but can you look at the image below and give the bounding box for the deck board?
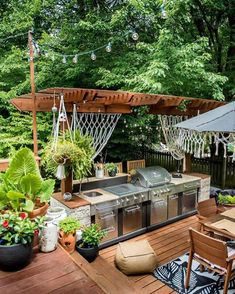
[99,215,198,293]
[0,246,103,294]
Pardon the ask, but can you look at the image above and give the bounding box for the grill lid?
[132,166,172,188]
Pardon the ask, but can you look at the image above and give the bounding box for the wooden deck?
[0,215,198,293]
[99,215,198,293]
[0,246,103,294]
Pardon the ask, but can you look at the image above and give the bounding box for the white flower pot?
[40,217,58,253]
[95,169,104,179]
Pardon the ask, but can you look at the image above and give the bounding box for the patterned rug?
[153,253,235,294]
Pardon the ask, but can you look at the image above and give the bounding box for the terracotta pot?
[29,203,49,219]
[58,230,76,254]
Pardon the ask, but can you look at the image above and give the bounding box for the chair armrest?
[197,214,207,221]
[227,253,235,262]
[217,207,225,213]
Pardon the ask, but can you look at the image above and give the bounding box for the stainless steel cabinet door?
[168,194,179,219]
[182,190,197,214]
[151,197,167,225]
[123,204,142,235]
[96,210,118,242]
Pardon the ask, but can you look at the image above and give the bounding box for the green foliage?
[0,211,43,245]
[59,217,80,234]
[0,148,55,211]
[0,0,234,160]
[81,224,106,247]
[218,194,235,205]
[42,130,94,181]
[105,162,117,172]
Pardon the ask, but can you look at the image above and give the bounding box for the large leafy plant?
[0,212,43,246]
[0,148,55,212]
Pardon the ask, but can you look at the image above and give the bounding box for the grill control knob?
[141,194,145,199]
[116,200,120,205]
[121,199,125,203]
[126,197,130,202]
[167,188,170,192]
[134,195,138,200]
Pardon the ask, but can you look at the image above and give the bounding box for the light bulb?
[105,42,112,53]
[132,32,139,41]
[160,5,167,19]
[73,54,78,64]
[91,52,96,61]
[52,106,57,113]
[62,56,66,63]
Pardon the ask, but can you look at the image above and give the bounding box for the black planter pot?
[76,240,99,262]
[0,243,33,271]
[108,170,117,177]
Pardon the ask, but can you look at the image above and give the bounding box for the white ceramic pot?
[95,169,104,179]
[40,217,58,253]
[46,207,67,225]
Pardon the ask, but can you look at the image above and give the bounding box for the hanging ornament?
[105,42,112,53]
[132,31,139,41]
[62,56,66,63]
[91,52,96,61]
[73,54,78,64]
[59,112,66,122]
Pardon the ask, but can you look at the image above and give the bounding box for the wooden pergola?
[11,87,224,116]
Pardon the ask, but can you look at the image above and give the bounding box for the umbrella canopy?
[175,101,235,133]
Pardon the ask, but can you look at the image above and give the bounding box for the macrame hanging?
[52,94,73,179]
[154,115,185,161]
[71,104,121,159]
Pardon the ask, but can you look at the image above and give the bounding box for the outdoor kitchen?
[51,165,209,248]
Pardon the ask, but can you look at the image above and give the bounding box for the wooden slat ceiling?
[11,87,225,115]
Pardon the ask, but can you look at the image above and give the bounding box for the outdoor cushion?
[115,240,157,275]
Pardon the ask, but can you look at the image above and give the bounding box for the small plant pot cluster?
[105,163,118,177]
[218,194,235,206]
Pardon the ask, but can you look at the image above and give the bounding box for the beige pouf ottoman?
[115,240,157,275]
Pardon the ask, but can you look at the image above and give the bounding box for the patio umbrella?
[175,101,235,159]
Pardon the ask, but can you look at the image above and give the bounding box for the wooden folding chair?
[185,228,235,294]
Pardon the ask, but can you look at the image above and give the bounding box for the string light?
[105,42,112,53]
[91,52,96,61]
[132,31,139,41]
[62,55,66,63]
[73,54,78,64]
[160,1,167,19]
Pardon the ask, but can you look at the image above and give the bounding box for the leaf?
[7,190,25,200]
[5,148,41,183]
[38,179,55,203]
[23,199,34,212]
[20,174,42,196]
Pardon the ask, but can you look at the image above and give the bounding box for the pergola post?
[28,30,38,155]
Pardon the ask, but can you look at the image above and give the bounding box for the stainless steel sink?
[83,191,103,197]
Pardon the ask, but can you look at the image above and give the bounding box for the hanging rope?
[71,104,121,159]
[155,115,185,160]
[51,94,73,151]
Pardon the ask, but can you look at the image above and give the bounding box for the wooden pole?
[28,30,38,155]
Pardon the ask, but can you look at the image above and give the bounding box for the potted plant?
[105,162,118,177]
[218,194,235,206]
[94,162,104,179]
[0,148,55,218]
[43,130,94,194]
[58,216,80,254]
[76,224,106,262]
[0,211,43,271]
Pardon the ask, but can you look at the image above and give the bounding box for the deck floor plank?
[99,215,198,293]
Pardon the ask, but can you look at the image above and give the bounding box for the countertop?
[74,188,119,205]
[73,173,128,185]
[170,174,201,185]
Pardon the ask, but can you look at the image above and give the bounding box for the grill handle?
[103,226,116,233]
[124,205,140,213]
[184,183,198,189]
[99,211,115,220]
